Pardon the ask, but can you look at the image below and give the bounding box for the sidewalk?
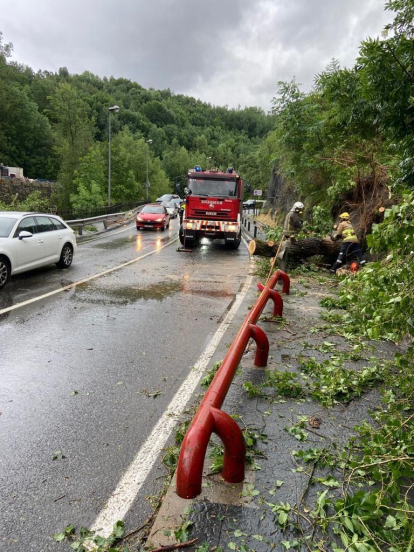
[147,266,399,551]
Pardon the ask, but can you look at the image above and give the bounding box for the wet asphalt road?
[0,218,251,551]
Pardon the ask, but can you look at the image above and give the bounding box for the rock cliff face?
[264,164,296,220]
[0,179,56,204]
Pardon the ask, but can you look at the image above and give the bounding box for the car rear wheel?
[56,244,73,269]
[0,256,11,289]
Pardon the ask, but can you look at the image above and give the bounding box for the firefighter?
[279,202,305,271]
[283,202,305,239]
[179,199,186,225]
[330,212,366,273]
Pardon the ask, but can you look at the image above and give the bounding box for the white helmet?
[292,202,304,211]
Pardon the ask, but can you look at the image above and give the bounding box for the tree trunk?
[248,237,341,262]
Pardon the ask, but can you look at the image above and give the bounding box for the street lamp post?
[108,105,120,206]
[145,139,153,201]
[207,156,212,169]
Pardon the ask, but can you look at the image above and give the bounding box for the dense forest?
[0,34,274,210]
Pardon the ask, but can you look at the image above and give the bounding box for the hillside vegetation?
[0,33,274,210]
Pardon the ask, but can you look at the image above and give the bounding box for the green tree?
[48,83,95,207]
[71,145,106,211]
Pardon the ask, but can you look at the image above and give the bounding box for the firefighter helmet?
[293,202,304,211]
[339,212,350,219]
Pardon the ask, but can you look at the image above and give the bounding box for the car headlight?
[227,224,237,232]
[155,218,163,222]
[185,222,194,230]
[137,217,144,222]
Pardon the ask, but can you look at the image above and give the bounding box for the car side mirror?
[19,230,33,240]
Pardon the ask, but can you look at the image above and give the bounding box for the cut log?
[248,237,341,262]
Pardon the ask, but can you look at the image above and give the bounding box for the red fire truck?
[179,166,243,249]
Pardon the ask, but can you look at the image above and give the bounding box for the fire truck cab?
[179,166,243,249]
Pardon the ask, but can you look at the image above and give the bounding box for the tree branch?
[386,43,414,83]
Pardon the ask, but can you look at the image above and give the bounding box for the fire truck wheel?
[226,234,241,249]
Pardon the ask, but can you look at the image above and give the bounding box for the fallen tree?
[248,237,341,262]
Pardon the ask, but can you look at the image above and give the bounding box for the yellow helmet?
[339,212,350,219]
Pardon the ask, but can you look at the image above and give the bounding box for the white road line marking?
[90,273,254,537]
[0,237,178,316]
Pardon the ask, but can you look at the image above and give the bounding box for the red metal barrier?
[176,269,290,499]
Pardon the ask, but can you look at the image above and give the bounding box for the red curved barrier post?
[210,407,245,483]
[277,270,290,294]
[176,269,290,499]
[249,324,269,367]
[257,284,283,316]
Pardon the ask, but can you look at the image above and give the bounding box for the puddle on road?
[72,280,182,305]
[186,288,234,298]
[71,277,236,307]
[92,234,170,250]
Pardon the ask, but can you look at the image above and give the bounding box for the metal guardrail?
[65,208,141,235]
[241,213,265,238]
[58,201,145,221]
[176,269,290,499]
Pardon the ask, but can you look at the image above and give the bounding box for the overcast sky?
[2,0,392,111]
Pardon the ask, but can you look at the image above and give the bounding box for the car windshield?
[0,217,17,237]
[141,205,164,214]
[188,178,237,197]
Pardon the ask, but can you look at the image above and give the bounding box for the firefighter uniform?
[330,214,365,272]
[179,201,186,224]
[279,202,305,271]
[283,210,304,237]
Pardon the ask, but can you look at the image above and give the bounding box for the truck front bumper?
[183,220,239,238]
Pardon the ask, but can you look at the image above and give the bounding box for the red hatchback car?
[136,203,171,231]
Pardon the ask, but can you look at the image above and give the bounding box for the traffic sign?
[253,189,262,196]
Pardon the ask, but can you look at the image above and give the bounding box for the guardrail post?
[78,225,83,236]
[248,221,251,232]
[276,270,290,294]
[249,324,269,366]
[103,220,108,229]
[176,407,245,498]
[257,284,283,316]
[210,407,245,483]
[254,225,257,238]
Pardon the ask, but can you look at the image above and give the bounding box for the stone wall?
[0,179,56,204]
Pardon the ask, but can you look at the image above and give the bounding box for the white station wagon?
[0,212,77,289]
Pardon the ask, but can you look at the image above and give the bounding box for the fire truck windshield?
[188,178,237,197]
